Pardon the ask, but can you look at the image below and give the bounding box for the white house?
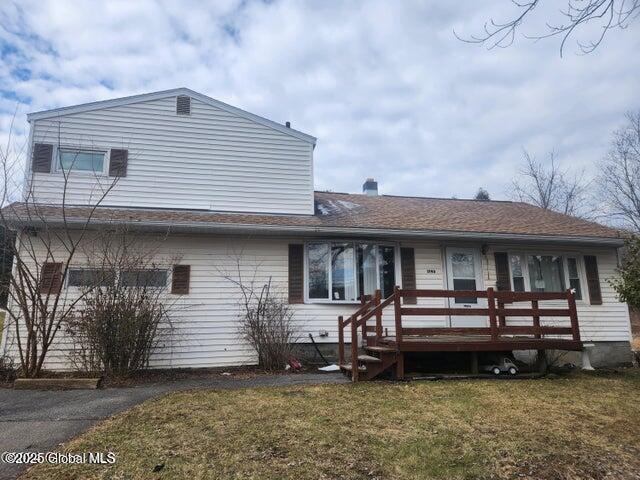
[0,88,632,375]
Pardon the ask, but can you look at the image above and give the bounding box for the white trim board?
[26,88,317,146]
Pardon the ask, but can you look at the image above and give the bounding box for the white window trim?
[54,146,109,177]
[65,267,169,289]
[303,240,401,305]
[506,250,587,303]
[65,267,115,289]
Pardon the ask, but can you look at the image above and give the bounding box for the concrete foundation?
[296,341,634,369]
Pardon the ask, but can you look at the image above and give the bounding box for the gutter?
[15,217,626,247]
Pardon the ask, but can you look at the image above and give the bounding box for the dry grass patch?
[23,370,640,480]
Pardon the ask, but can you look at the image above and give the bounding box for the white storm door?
[445,247,487,327]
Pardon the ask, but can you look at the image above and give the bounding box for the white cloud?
[1,0,638,200]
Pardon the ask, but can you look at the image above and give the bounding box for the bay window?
[508,253,583,299]
[306,242,396,302]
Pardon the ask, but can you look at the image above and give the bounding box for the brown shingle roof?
[4,191,622,241]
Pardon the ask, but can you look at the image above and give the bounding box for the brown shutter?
[171,265,190,294]
[32,143,53,173]
[400,247,417,304]
[583,255,602,305]
[288,244,304,304]
[494,252,511,291]
[39,262,62,294]
[108,149,128,177]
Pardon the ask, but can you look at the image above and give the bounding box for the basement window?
[176,95,191,115]
[306,242,396,303]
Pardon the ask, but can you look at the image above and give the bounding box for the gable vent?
[176,95,191,115]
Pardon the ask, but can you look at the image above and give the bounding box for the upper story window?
[58,149,106,173]
[508,253,582,300]
[306,242,396,302]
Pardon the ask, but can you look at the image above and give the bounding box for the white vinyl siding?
[1,235,630,371]
[28,96,314,215]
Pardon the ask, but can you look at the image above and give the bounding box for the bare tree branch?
[455,0,640,56]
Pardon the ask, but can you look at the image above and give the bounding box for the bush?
[67,283,172,376]
[238,279,299,371]
[612,236,640,310]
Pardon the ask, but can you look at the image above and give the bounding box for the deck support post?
[395,352,405,380]
[470,352,479,374]
[536,349,548,374]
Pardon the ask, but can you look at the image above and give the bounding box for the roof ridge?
[315,190,516,204]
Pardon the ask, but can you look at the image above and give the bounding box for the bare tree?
[598,111,640,232]
[0,115,123,377]
[510,149,593,217]
[456,0,640,56]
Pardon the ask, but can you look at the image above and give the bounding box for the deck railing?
[337,287,581,381]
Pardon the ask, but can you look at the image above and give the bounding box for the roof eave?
[16,217,625,247]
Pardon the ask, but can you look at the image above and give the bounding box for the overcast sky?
[1,1,638,200]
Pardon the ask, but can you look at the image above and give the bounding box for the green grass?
[23,370,640,480]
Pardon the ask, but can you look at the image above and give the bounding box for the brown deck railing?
[338,287,581,381]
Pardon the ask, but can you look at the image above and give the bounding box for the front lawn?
[24,370,640,479]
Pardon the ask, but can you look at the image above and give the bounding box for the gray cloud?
[1,0,638,200]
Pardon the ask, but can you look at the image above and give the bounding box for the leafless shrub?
[222,252,300,371]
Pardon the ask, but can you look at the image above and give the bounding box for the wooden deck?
[338,287,582,381]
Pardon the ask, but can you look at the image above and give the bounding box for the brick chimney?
[362,178,378,196]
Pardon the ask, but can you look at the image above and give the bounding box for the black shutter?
[400,247,417,305]
[32,143,53,173]
[39,262,62,294]
[288,244,304,304]
[171,265,190,294]
[109,149,128,177]
[584,255,602,305]
[494,252,511,291]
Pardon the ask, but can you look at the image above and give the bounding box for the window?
[528,255,565,292]
[567,257,582,300]
[308,243,329,299]
[306,242,396,302]
[119,269,168,288]
[58,149,105,173]
[508,253,583,298]
[510,254,525,292]
[68,268,115,288]
[450,252,478,303]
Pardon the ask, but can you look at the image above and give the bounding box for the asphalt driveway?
[0,372,348,479]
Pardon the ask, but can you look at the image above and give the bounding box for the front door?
[445,247,487,327]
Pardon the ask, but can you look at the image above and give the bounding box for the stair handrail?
[338,289,398,381]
